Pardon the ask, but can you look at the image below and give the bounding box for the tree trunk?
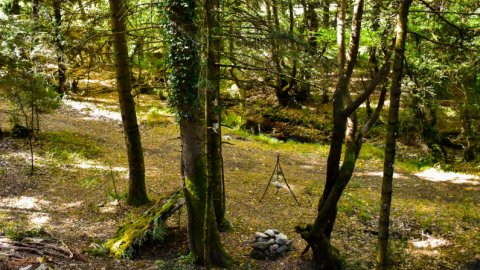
[53,0,66,95]
[32,0,40,19]
[205,0,227,229]
[108,0,149,207]
[298,1,380,268]
[166,0,232,267]
[377,1,413,269]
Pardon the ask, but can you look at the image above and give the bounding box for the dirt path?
[0,95,479,269]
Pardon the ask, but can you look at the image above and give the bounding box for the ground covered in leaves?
[0,85,479,269]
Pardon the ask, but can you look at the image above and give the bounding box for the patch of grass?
[338,192,374,223]
[397,158,434,172]
[143,106,173,127]
[6,227,49,241]
[226,128,329,155]
[39,131,101,161]
[358,144,384,161]
[80,176,99,188]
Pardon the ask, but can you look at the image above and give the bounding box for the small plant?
[222,111,242,129]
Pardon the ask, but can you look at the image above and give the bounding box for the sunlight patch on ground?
[415,168,479,185]
[75,161,127,172]
[411,235,450,249]
[0,196,50,210]
[77,79,115,88]
[61,201,84,209]
[357,171,407,179]
[30,213,50,226]
[63,99,121,122]
[3,152,48,167]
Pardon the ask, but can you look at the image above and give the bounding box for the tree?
[108,0,149,207]
[296,0,393,268]
[205,0,227,228]
[377,1,413,269]
[166,0,231,267]
[52,0,67,95]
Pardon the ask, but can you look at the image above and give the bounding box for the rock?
[20,265,34,270]
[264,229,276,237]
[273,229,280,234]
[255,232,268,239]
[35,264,49,270]
[275,233,288,245]
[276,245,289,254]
[256,237,267,243]
[250,249,266,260]
[269,244,279,253]
[252,241,271,251]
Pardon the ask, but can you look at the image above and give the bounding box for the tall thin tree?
[205,0,227,229]
[108,0,149,206]
[377,0,413,268]
[52,0,66,95]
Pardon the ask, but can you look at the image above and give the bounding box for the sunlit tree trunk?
[108,0,149,206]
[166,0,232,267]
[377,1,413,269]
[53,0,66,95]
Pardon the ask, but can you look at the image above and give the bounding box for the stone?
[35,264,49,270]
[269,244,279,253]
[255,232,268,239]
[252,241,271,251]
[256,237,267,243]
[20,265,34,270]
[273,229,280,234]
[276,245,289,254]
[275,233,288,245]
[264,229,276,237]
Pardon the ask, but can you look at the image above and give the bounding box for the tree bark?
[32,0,40,19]
[108,0,149,207]
[377,1,413,269]
[298,1,394,269]
[166,0,231,267]
[53,0,66,95]
[205,0,227,229]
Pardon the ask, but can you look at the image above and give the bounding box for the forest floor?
[0,86,479,269]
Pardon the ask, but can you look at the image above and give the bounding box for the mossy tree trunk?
[205,0,227,229]
[166,0,231,267]
[108,0,149,206]
[298,0,392,268]
[377,1,413,269]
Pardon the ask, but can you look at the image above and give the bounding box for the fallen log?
[104,189,184,258]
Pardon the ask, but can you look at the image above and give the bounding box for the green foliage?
[222,111,242,129]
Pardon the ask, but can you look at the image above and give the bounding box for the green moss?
[104,190,183,258]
